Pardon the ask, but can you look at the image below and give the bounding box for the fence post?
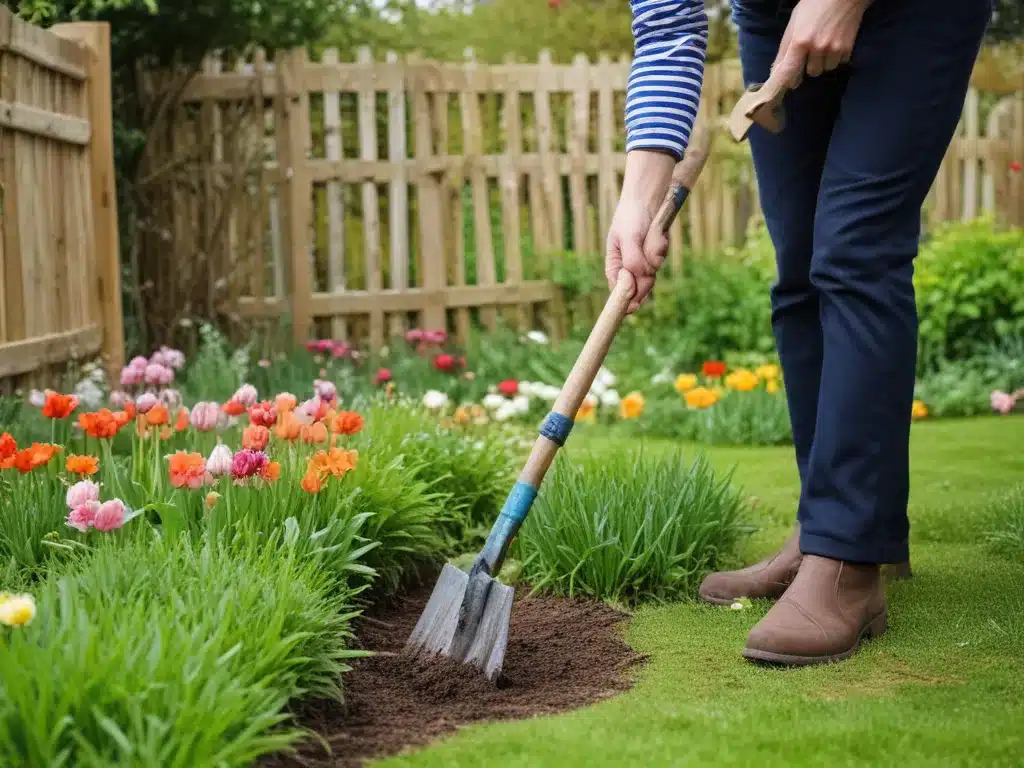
[273,46,312,345]
[51,22,124,380]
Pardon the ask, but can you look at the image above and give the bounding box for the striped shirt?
[626,0,708,160]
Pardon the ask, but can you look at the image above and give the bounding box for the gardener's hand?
[772,0,872,85]
[606,149,675,313]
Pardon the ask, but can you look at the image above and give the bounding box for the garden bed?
[262,581,645,767]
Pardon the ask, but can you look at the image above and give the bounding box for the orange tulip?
[300,421,328,444]
[330,410,364,436]
[0,433,15,460]
[242,424,271,451]
[13,443,60,472]
[300,469,322,494]
[66,455,99,476]
[261,460,281,482]
[222,399,246,417]
[42,391,78,420]
[79,409,120,439]
[168,451,210,489]
[275,393,297,413]
[146,403,170,427]
[309,447,358,479]
[174,406,189,431]
[273,411,302,441]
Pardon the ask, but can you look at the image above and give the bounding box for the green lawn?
[378,416,1024,767]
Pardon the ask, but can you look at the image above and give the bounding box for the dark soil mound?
[262,585,646,767]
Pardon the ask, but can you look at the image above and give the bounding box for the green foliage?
[914,337,1024,418]
[624,388,792,446]
[983,483,1024,558]
[179,323,249,403]
[517,450,750,604]
[914,218,1024,371]
[0,534,360,767]
[0,462,83,577]
[349,399,518,553]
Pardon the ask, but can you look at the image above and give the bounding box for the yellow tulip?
[619,391,645,420]
[766,379,779,394]
[674,373,698,393]
[725,369,759,392]
[684,387,719,409]
[911,400,928,419]
[755,363,780,381]
[0,593,36,627]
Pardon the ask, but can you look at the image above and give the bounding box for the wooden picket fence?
[0,8,123,386]
[149,47,1024,349]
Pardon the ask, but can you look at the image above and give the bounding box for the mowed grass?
[377,416,1024,767]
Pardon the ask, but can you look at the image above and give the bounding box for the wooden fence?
[0,8,122,386]
[150,48,1024,348]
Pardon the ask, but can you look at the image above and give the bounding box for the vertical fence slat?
[321,47,347,340]
[462,50,497,330]
[274,46,312,344]
[357,46,384,349]
[962,88,980,221]
[534,50,563,255]
[410,56,447,332]
[501,54,527,331]
[568,54,589,256]
[386,51,409,337]
[249,49,268,309]
[1011,94,1024,228]
[596,53,616,265]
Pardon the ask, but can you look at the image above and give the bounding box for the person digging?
[608,0,991,666]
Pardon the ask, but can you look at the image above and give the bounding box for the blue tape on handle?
[499,481,538,524]
[539,411,574,446]
[673,184,689,210]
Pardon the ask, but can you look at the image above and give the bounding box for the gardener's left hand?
[772,0,872,85]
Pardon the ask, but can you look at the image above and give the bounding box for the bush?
[914,337,1024,417]
[516,450,750,604]
[915,218,1024,371]
[983,483,1024,558]
[0,534,360,767]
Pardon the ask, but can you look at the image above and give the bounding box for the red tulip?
[1011,160,1022,173]
[433,354,455,372]
[374,367,392,385]
[498,379,518,396]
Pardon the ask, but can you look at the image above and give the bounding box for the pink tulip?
[234,384,258,408]
[991,390,1017,415]
[207,444,233,476]
[160,346,185,370]
[128,356,148,371]
[67,500,100,532]
[231,449,268,479]
[120,366,144,387]
[314,379,337,401]
[136,392,158,414]
[190,402,220,431]
[109,390,130,408]
[66,480,100,509]
[424,329,448,345]
[405,329,424,344]
[93,499,126,531]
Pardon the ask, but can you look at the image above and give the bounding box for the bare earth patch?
[261,585,646,767]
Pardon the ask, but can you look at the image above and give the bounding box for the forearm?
[625,0,708,161]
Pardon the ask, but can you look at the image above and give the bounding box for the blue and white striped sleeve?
[626,0,708,161]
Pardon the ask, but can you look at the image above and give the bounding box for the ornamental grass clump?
[983,483,1024,559]
[0,535,360,767]
[517,450,750,604]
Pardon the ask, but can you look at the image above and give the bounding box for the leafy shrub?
[983,483,1024,558]
[0,534,359,767]
[517,450,750,604]
[915,218,1024,371]
[349,399,518,553]
[914,337,1024,417]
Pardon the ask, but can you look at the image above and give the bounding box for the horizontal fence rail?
[143,47,1024,349]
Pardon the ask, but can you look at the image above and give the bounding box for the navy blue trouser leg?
[735,0,991,563]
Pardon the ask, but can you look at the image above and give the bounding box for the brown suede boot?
[698,527,803,605]
[743,554,887,666]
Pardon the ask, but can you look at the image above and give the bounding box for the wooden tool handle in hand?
[726,64,794,142]
[517,123,713,490]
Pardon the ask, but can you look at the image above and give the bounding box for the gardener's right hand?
[605,149,675,314]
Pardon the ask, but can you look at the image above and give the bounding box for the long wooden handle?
[475,123,713,577]
[520,122,714,488]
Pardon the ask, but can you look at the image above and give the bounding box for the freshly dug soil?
[262,584,646,767]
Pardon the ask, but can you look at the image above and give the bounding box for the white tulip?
[494,402,518,422]
[526,330,548,344]
[651,368,673,384]
[512,395,530,414]
[600,389,621,407]
[540,385,561,401]
[482,393,506,410]
[421,390,449,410]
[596,367,617,389]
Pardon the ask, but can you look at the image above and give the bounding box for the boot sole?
[742,611,887,667]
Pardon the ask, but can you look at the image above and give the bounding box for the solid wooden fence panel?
[0,11,121,385]
[156,49,1024,350]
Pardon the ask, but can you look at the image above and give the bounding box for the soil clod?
[262,585,646,767]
